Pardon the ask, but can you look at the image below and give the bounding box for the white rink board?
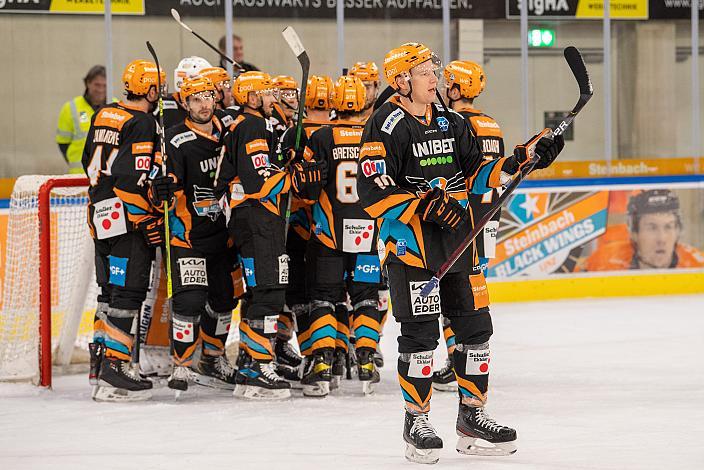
[1,295,703,470]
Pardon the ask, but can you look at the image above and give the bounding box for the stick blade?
[563,46,593,97]
[282,26,306,57]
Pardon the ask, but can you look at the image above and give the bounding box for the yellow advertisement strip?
[531,157,701,179]
[49,0,145,15]
[575,0,648,19]
[491,271,704,302]
[0,178,14,199]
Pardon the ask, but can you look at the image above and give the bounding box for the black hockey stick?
[373,85,395,111]
[171,9,243,71]
[420,46,593,297]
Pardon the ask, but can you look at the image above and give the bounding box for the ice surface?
[1,295,703,470]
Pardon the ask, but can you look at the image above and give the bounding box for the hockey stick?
[373,85,395,111]
[420,46,593,297]
[170,9,243,71]
[281,26,311,241]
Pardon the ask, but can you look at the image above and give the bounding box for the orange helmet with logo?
[305,75,334,110]
[383,43,439,90]
[331,76,366,113]
[444,60,485,100]
[233,71,274,105]
[122,60,166,96]
[349,62,379,82]
[273,75,298,90]
[179,76,216,102]
[198,67,231,86]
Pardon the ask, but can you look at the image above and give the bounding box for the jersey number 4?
[86,145,118,186]
[336,161,359,204]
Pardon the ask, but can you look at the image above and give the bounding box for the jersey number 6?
[336,161,359,204]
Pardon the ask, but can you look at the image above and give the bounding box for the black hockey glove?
[417,187,468,233]
[148,175,180,208]
[138,217,164,247]
[533,134,564,170]
[291,160,327,198]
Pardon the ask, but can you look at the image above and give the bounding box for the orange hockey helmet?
[198,67,231,87]
[179,76,216,102]
[383,43,440,90]
[444,60,485,100]
[305,75,334,110]
[349,62,380,82]
[122,60,166,96]
[233,71,275,106]
[331,75,366,113]
[273,75,298,90]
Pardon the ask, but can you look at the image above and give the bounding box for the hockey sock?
[334,302,350,353]
[398,351,434,414]
[442,317,456,355]
[276,310,295,341]
[103,308,137,361]
[171,313,200,367]
[298,300,336,356]
[239,319,275,362]
[93,301,109,344]
[453,343,490,407]
[200,304,231,357]
[352,299,381,353]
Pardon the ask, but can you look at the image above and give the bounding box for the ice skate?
[234,359,291,400]
[330,349,346,390]
[301,350,332,397]
[403,410,443,465]
[88,342,104,386]
[357,349,380,395]
[167,365,197,398]
[456,403,517,456]
[93,357,152,402]
[431,357,456,392]
[193,354,237,390]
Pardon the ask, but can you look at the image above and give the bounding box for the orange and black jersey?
[164,117,228,251]
[305,120,378,252]
[214,110,291,217]
[458,106,505,260]
[82,101,158,239]
[155,93,188,129]
[357,96,510,272]
[270,102,292,139]
[215,106,242,129]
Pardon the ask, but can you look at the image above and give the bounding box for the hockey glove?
[148,175,180,208]
[138,217,165,247]
[417,187,468,233]
[291,160,328,198]
[533,134,565,170]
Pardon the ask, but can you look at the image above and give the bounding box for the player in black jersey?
[199,66,243,128]
[298,76,381,397]
[357,43,564,463]
[214,71,325,400]
[271,75,298,138]
[349,61,380,122]
[151,77,238,394]
[433,60,505,392]
[82,59,166,402]
[156,56,212,129]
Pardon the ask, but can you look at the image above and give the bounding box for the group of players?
[81,42,564,464]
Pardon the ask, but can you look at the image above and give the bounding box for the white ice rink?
[1,295,703,470]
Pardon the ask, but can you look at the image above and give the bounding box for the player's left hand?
[291,159,327,194]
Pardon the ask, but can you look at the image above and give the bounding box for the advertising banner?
[0,0,144,15]
[506,0,648,19]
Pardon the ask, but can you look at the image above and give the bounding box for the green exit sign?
[528,28,556,48]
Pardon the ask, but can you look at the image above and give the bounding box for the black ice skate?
[274,337,302,368]
[167,365,197,398]
[301,350,332,397]
[93,356,152,402]
[193,354,237,390]
[88,342,104,386]
[403,410,443,465]
[373,343,384,368]
[456,403,517,456]
[431,357,456,392]
[233,358,291,400]
[330,349,346,390]
[357,349,380,395]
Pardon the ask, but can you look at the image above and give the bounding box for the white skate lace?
[261,361,281,381]
[474,408,505,433]
[411,414,438,439]
[171,366,193,381]
[438,358,453,374]
[215,356,235,377]
[121,361,142,380]
[281,342,300,361]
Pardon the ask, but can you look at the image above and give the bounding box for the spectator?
[218,33,259,75]
[56,65,107,174]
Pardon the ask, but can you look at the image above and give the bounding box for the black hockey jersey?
[82,101,158,240]
[155,93,188,130]
[215,106,242,129]
[164,117,228,251]
[305,120,378,252]
[270,102,292,139]
[214,110,290,217]
[357,96,510,272]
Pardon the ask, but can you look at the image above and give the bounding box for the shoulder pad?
[170,130,197,148]
[380,107,404,135]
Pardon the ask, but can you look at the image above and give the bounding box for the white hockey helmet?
[173,56,212,92]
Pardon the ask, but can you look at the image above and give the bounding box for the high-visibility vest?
[56,95,96,174]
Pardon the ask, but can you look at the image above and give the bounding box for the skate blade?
[361,380,375,396]
[302,381,330,397]
[456,435,517,456]
[404,443,440,465]
[192,374,236,391]
[233,385,291,401]
[92,385,152,402]
[431,381,457,392]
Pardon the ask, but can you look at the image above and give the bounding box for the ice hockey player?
[357,43,564,463]
[270,75,299,137]
[198,66,242,127]
[82,59,166,402]
[214,71,326,399]
[158,56,212,129]
[274,75,336,382]
[148,76,238,394]
[299,75,382,397]
[432,60,505,392]
[349,61,380,121]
